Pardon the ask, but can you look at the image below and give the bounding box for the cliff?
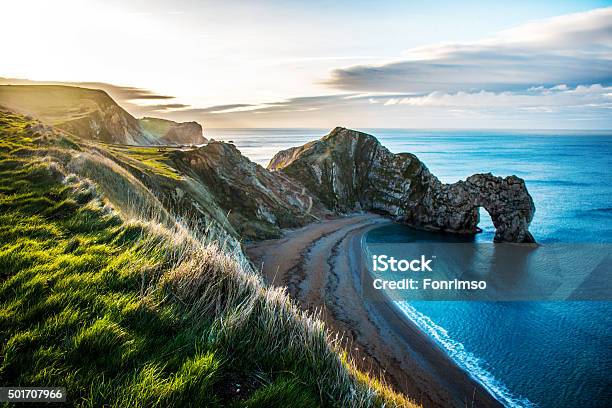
[0,85,154,144]
[170,141,328,239]
[64,136,327,241]
[0,85,313,239]
[140,116,206,145]
[0,85,205,146]
[269,127,535,243]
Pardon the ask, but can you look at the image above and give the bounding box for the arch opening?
[476,206,496,242]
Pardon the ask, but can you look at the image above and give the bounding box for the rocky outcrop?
[269,127,535,243]
[409,173,535,243]
[139,117,206,145]
[171,141,329,240]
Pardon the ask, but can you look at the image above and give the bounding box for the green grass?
[0,114,220,406]
[105,144,183,180]
[0,111,417,407]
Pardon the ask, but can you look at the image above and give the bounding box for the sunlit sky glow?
[2,0,612,128]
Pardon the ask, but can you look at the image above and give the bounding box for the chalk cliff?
[269,127,535,243]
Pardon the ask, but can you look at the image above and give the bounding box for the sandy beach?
[247,214,502,408]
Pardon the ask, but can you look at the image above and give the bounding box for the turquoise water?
[364,131,612,407]
[208,128,612,407]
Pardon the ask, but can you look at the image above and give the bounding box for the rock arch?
[412,173,536,243]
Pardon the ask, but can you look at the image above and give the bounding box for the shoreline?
[246,214,502,408]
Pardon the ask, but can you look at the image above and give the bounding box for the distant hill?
[0,85,206,145]
[140,116,206,145]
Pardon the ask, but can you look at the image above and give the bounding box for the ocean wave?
[394,301,536,408]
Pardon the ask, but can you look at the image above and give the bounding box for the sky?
[1,0,612,129]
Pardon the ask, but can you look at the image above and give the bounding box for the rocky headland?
[269,127,535,243]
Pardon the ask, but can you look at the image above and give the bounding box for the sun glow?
[2,1,611,129]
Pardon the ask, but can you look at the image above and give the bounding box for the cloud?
[74,82,174,100]
[0,77,174,101]
[183,95,357,116]
[393,84,612,110]
[3,4,612,132]
[323,7,612,94]
[174,103,256,114]
[177,85,612,129]
[146,103,191,111]
[216,85,612,116]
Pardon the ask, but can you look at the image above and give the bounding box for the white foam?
[395,301,536,408]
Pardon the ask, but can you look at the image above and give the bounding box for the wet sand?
[246,214,502,408]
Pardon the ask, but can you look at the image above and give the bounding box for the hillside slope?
[0,111,416,407]
[0,85,205,146]
[0,86,314,240]
[170,141,329,239]
[66,137,327,241]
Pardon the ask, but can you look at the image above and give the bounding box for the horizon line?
[204,126,612,132]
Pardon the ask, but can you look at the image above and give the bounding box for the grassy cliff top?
[139,117,180,134]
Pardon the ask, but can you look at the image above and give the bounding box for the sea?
[207,128,612,408]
